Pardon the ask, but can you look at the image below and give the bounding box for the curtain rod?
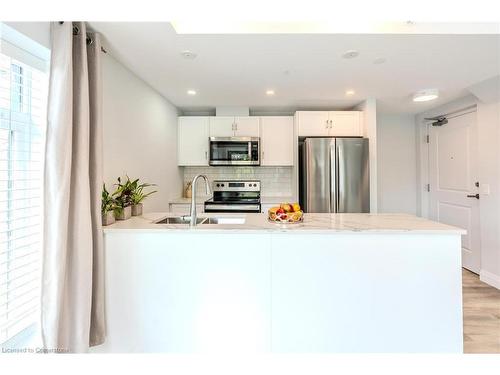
[58,21,107,53]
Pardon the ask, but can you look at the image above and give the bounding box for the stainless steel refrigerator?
[299,138,370,213]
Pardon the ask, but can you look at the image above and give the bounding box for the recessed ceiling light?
[413,89,439,102]
[181,50,197,59]
[266,90,275,96]
[345,90,355,96]
[187,89,197,95]
[342,50,359,59]
[373,57,386,65]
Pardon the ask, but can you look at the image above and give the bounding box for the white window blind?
[0,24,49,346]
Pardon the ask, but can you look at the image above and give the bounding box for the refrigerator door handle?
[336,143,343,212]
[330,142,337,213]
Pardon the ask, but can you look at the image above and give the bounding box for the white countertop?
[103,212,465,235]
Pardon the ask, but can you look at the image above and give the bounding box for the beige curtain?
[41,21,105,353]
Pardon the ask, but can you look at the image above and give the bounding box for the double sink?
[155,216,246,225]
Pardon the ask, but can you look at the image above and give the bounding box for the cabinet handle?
[205,151,208,160]
[330,120,333,127]
[326,120,329,129]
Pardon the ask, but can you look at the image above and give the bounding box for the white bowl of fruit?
[268,203,303,224]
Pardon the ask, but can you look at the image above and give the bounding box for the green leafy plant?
[101,184,116,215]
[113,176,135,209]
[130,179,157,205]
[113,175,157,209]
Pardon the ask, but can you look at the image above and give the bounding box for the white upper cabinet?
[209,116,260,137]
[328,111,363,137]
[296,111,329,136]
[297,111,363,137]
[234,116,260,137]
[178,116,209,166]
[208,116,234,137]
[260,116,294,166]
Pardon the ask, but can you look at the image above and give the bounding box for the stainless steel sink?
[199,217,246,225]
[155,216,206,225]
[155,216,246,225]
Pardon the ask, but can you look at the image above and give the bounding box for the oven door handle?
[204,204,261,211]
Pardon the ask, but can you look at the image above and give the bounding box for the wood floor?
[462,269,500,353]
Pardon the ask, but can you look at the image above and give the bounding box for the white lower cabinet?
[169,203,204,215]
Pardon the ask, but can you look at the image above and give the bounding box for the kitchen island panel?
[271,233,463,352]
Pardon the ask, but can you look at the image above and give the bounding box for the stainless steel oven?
[209,137,260,166]
[204,180,261,213]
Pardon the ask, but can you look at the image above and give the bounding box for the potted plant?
[101,184,116,226]
[112,176,134,220]
[130,178,157,216]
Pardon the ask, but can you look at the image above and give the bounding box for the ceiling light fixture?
[342,50,359,59]
[345,90,355,96]
[187,89,197,95]
[181,50,197,59]
[266,90,275,96]
[413,89,439,102]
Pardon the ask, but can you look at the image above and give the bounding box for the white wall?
[376,114,417,214]
[416,90,500,289]
[355,99,378,213]
[102,54,182,212]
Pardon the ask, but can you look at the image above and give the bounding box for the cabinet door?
[260,116,294,166]
[178,117,209,166]
[235,117,260,137]
[328,111,363,137]
[209,117,235,137]
[296,111,329,137]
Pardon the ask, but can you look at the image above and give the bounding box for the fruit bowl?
[268,203,304,224]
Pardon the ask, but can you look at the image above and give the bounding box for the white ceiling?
[89,22,500,114]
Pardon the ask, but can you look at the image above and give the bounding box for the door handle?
[466,194,479,199]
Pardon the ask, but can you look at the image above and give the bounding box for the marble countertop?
[103,212,465,235]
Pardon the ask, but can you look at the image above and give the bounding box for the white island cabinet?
[94,213,465,353]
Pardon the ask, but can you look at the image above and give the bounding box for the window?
[0,24,49,347]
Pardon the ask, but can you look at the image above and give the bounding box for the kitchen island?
[94,212,465,353]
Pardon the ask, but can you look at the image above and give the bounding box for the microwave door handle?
[248,141,252,161]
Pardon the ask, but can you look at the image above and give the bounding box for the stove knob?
[216,183,220,187]
[221,183,225,187]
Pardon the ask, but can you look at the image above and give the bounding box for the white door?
[235,117,260,137]
[260,116,294,166]
[428,111,480,273]
[209,116,235,137]
[328,111,363,137]
[296,111,329,137]
[178,117,209,166]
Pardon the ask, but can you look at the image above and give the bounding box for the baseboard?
[480,270,500,290]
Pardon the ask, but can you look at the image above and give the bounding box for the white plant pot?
[116,206,132,220]
[131,203,143,216]
[102,211,115,226]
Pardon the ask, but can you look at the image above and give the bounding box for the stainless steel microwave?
[209,137,260,166]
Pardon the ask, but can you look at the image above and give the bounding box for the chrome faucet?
[189,174,211,227]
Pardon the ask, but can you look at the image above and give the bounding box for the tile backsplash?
[183,166,294,197]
